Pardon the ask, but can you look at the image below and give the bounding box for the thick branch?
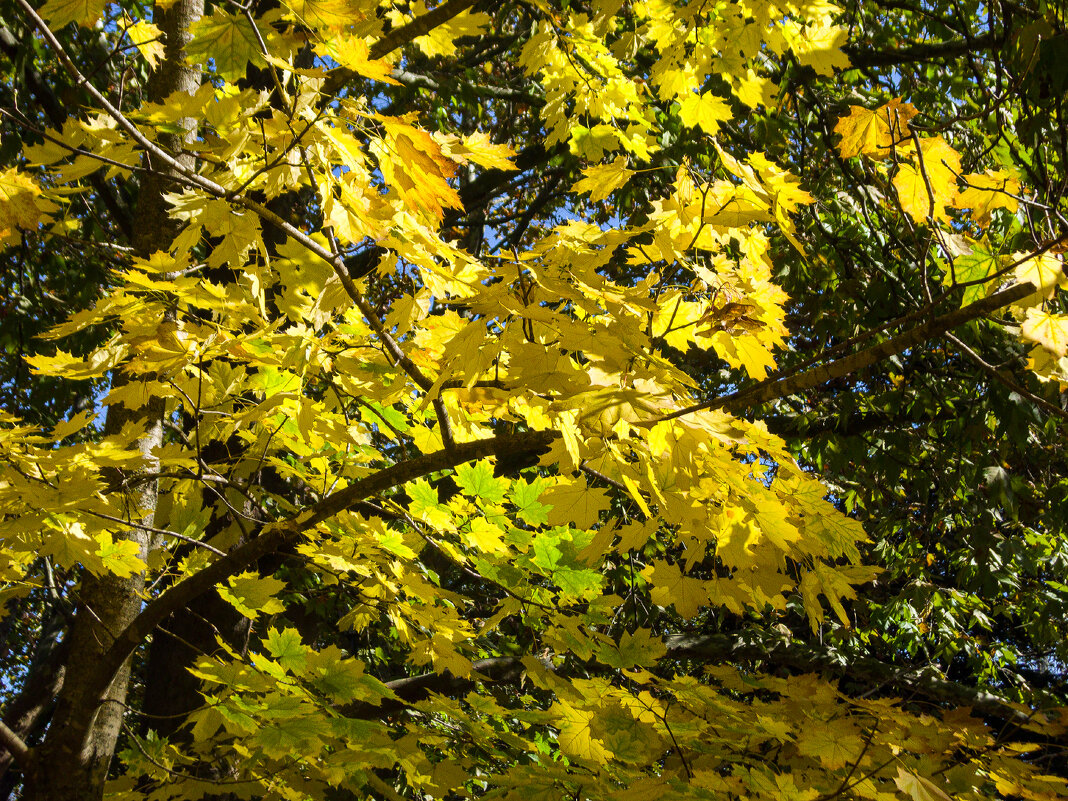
[663,264,1064,423]
[0,723,28,768]
[844,30,1003,69]
[369,0,480,59]
[345,632,1042,734]
[89,431,557,715]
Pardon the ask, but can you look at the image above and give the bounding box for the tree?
[0,0,1066,798]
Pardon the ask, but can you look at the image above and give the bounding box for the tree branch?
[660,244,1067,422]
[89,431,557,716]
[0,723,29,768]
[369,0,481,59]
[341,632,1045,735]
[844,30,1004,69]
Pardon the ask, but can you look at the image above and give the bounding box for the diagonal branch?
[659,243,1067,423]
[0,722,29,768]
[344,632,1046,736]
[843,30,1004,69]
[320,0,483,97]
[370,0,480,59]
[87,431,557,717]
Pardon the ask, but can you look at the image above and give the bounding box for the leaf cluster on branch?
[0,0,1066,799]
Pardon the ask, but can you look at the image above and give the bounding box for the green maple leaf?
[186,11,264,80]
[219,572,287,619]
[455,459,508,504]
[265,628,308,674]
[510,477,552,526]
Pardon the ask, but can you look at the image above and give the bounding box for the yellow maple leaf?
[464,518,507,554]
[542,482,610,530]
[552,699,613,763]
[894,767,953,801]
[387,1,491,56]
[1021,309,1068,357]
[374,117,462,222]
[440,131,518,172]
[39,0,105,27]
[643,560,709,618]
[955,170,1019,224]
[796,718,863,769]
[893,137,960,222]
[708,330,777,379]
[1014,251,1066,299]
[317,34,398,83]
[834,98,917,159]
[127,19,165,68]
[95,533,147,579]
[219,572,288,619]
[0,168,50,244]
[285,0,372,29]
[677,92,731,135]
[917,135,961,191]
[789,17,850,75]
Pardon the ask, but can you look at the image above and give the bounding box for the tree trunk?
[19,0,203,797]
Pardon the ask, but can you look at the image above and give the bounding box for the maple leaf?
[387,1,491,56]
[789,17,851,75]
[894,767,953,801]
[1021,309,1068,357]
[126,20,165,68]
[955,170,1020,224]
[265,627,309,673]
[39,0,105,27]
[374,117,463,222]
[219,572,288,619]
[542,482,610,529]
[95,534,148,578]
[643,560,709,618]
[795,718,862,769]
[318,34,399,83]
[464,518,507,554]
[455,459,508,503]
[552,699,614,763]
[0,168,50,244]
[284,0,373,28]
[678,92,732,134]
[597,629,666,669]
[572,156,634,202]
[834,98,918,159]
[186,11,264,80]
[1014,251,1067,300]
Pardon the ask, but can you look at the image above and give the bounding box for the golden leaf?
[375,117,463,222]
[834,97,917,159]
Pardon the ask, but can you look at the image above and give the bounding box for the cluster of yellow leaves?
[0,167,57,244]
[520,0,848,159]
[834,100,1068,385]
[9,2,1064,800]
[834,98,1019,226]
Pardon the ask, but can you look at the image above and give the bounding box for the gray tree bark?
[20,0,203,797]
